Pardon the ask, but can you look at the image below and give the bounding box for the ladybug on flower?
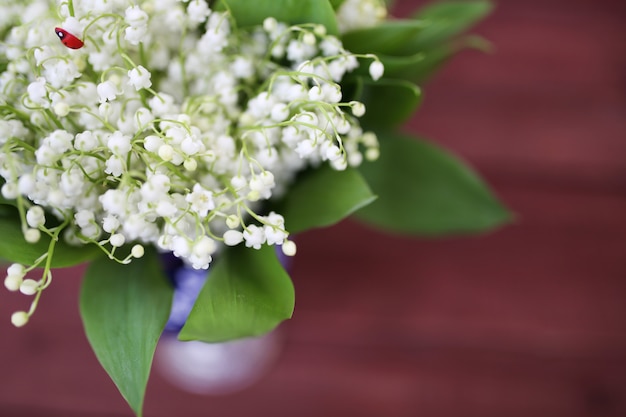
[54,27,84,49]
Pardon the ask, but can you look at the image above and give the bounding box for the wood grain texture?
[1,0,624,416]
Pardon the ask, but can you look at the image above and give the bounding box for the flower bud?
[11,311,29,328]
[4,275,22,292]
[369,61,384,81]
[131,244,145,258]
[110,233,126,247]
[24,228,41,243]
[226,215,240,229]
[19,279,39,296]
[223,230,244,246]
[282,240,297,256]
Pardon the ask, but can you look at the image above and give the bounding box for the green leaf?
[218,0,339,35]
[399,44,455,83]
[356,78,422,129]
[370,52,427,79]
[341,20,427,55]
[0,207,100,267]
[273,164,376,234]
[408,0,493,50]
[403,36,491,83]
[356,133,511,235]
[179,245,294,342]
[80,249,173,417]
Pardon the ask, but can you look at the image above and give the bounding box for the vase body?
[154,253,283,394]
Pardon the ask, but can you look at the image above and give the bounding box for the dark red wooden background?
[1,0,625,416]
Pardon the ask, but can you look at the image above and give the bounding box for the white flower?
[125,25,149,45]
[243,225,266,249]
[1,183,18,199]
[185,184,215,217]
[75,210,95,228]
[89,49,116,72]
[60,168,87,197]
[263,212,287,245]
[369,61,384,81]
[351,101,366,117]
[282,240,297,256]
[140,174,171,202]
[4,264,26,292]
[295,139,315,158]
[61,16,83,38]
[286,39,317,62]
[337,0,387,33]
[24,229,41,243]
[143,135,163,152]
[11,311,29,328]
[187,0,212,23]
[263,17,278,33]
[110,233,126,247]
[106,131,132,155]
[134,107,154,130]
[74,131,99,151]
[128,65,152,90]
[33,46,54,67]
[104,155,125,177]
[180,135,202,156]
[223,230,244,246]
[27,77,48,106]
[26,206,45,228]
[43,60,81,89]
[102,215,120,233]
[20,279,39,296]
[171,236,191,258]
[231,57,254,79]
[53,102,70,117]
[100,189,128,217]
[189,235,216,269]
[97,81,118,103]
[320,37,341,56]
[148,93,176,116]
[131,244,145,258]
[155,198,178,218]
[125,6,149,27]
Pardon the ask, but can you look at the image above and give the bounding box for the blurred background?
[1,0,625,415]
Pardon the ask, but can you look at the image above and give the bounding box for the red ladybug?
[54,27,84,49]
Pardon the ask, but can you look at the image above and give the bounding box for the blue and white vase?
[154,253,283,395]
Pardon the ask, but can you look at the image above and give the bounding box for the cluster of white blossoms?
[336,0,388,33]
[0,0,384,326]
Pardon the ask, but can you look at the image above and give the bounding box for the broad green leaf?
[179,245,294,342]
[373,52,427,79]
[274,164,376,234]
[356,133,511,235]
[0,208,100,267]
[407,0,493,51]
[341,20,427,55]
[400,44,454,83]
[80,249,173,417]
[218,0,339,35]
[347,38,490,84]
[404,36,491,83]
[350,52,426,79]
[357,78,422,129]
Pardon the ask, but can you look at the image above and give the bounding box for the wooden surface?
[1,0,625,416]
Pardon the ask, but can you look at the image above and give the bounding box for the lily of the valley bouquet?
[1,0,509,414]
